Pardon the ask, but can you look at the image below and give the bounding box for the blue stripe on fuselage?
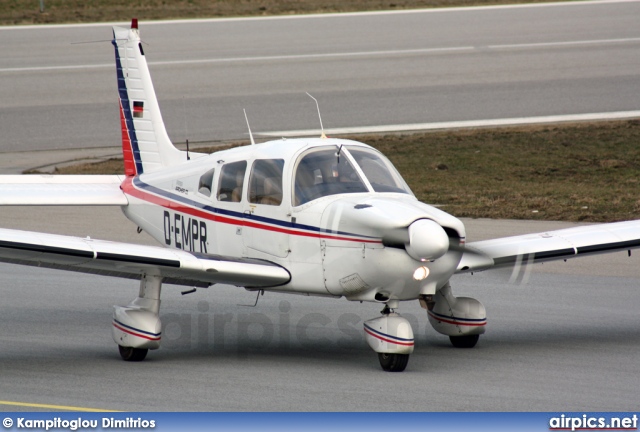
[132,177,379,240]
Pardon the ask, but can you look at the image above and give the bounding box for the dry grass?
[39,120,640,223]
[2,0,553,25]
[356,120,640,222]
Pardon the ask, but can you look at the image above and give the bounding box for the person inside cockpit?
[293,148,367,205]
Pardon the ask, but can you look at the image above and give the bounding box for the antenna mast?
[243,109,256,145]
[306,93,326,139]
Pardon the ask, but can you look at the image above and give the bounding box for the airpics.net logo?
[549,414,638,431]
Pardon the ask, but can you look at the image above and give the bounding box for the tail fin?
[112,19,185,176]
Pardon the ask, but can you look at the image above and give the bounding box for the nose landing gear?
[364,300,414,372]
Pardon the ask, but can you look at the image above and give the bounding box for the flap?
[0,227,290,288]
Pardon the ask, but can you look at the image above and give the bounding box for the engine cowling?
[426,283,486,337]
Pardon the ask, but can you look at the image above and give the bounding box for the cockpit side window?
[217,161,247,202]
[346,146,412,194]
[198,167,215,197]
[249,159,284,206]
[293,148,367,206]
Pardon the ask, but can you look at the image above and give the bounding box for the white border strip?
[259,111,640,137]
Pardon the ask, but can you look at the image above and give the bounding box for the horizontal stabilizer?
[0,175,127,206]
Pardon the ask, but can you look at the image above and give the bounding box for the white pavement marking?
[2,37,639,73]
[0,47,474,73]
[259,111,640,137]
[489,37,640,49]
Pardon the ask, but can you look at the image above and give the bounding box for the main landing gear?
[112,275,163,362]
[423,282,486,348]
[364,300,414,372]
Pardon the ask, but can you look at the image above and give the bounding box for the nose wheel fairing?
[364,301,414,372]
[364,314,415,356]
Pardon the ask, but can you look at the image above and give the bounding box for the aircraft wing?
[456,220,640,273]
[0,175,127,205]
[0,227,290,288]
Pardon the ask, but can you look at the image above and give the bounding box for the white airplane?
[2,20,640,372]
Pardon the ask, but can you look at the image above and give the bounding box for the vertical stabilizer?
[112,20,185,176]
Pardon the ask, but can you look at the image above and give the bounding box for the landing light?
[413,266,430,281]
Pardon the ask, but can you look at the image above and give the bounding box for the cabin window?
[293,148,367,206]
[249,159,284,206]
[217,161,247,202]
[346,146,412,194]
[197,167,215,197]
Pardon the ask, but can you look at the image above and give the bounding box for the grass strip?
[2,0,556,25]
[37,120,640,223]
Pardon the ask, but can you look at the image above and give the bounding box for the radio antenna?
[306,92,326,139]
[243,109,256,145]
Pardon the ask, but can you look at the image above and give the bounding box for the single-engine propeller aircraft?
[2,20,640,371]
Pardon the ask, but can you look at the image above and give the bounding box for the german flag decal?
[133,101,144,118]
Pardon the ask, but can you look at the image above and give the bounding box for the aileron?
[457,220,640,273]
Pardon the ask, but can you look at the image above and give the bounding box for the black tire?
[449,334,479,348]
[378,353,409,372]
[118,345,148,362]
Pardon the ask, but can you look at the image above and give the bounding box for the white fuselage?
[121,138,466,302]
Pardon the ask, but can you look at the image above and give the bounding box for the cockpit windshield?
[294,148,368,206]
[346,146,412,194]
[293,145,413,206]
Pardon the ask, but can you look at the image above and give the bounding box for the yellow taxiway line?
[0,400,120,412]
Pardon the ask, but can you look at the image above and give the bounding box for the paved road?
[0,207,639,411]
[1,0,639,152]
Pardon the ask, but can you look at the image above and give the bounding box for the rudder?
[112,19,185,176]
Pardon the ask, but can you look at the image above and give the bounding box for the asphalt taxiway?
[0,206,638,411]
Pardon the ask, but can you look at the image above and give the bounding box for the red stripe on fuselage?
[121,177,382,244]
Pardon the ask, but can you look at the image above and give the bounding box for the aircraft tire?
[118,345,148,361]
[449,334,479,348]
[378,353,409,372]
